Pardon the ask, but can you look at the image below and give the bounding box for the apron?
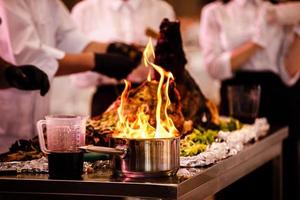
[220,71,291,126]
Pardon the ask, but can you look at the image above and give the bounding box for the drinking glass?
[227,85,261,124]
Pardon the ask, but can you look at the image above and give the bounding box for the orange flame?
[114,39,178,139]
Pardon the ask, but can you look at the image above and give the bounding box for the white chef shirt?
[0,0,14,64]
[70,0,175,87]
[0,0,90,142]
[0,0,17,152]
[200,0,299,86]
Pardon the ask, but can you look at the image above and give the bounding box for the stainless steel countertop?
[0,127,288,200]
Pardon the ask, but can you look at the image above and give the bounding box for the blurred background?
[54,0,300,116]
[62,0,209,17]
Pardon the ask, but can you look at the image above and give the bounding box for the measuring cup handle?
[36,120,50,154]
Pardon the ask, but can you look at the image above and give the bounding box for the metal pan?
[80,137,180,178]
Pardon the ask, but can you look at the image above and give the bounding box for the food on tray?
[0,136,44,162]
[86,80,184,144]
[180,118,242,157]
[219,117,243,132]
[180,128,218,157]
[154,18,220,129]
[87,80,184,146]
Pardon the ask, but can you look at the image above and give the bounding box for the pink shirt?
[200,0,299,86]
[0,0,15,64]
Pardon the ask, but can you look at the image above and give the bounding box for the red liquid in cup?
[48,151,83,180]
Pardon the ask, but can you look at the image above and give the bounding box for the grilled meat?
[154,18,220,128]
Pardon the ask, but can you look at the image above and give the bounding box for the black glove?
[93,53,140,80]
[106,42,142,67]
[4,65,50,96]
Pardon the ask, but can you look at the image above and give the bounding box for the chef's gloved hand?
[106,42,142,67]
[4,65,50,96]
[92,43,142,80]
[93,53,140,80]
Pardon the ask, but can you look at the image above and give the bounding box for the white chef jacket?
[0,0,90,144]
[0,0,14,64]
[0,0,17,152]
[70,0,175,87]
[200,0,299,86]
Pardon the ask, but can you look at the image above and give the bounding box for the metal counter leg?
[272,154,283,200]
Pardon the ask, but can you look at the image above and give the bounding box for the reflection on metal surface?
[83,138,180,178]
[114,137,179,178]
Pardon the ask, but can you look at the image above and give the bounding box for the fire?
[114,39,179,139]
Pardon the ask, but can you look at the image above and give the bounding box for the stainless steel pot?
[80,137,180,178]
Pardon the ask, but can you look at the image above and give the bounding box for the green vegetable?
[180,128,218,156]
[219,118,243,132]
[180,118,243,157]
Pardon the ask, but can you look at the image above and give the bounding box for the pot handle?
[79,145,124,155]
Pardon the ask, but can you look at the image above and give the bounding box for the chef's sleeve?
[70,1,88,34]
[3,1,63,78]
[278,29,300,86]
[294,25,300,37]
[54,0,91,54]
[279,64,299,86]
[199,4,233,81]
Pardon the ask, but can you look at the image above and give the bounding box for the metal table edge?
[176,126,288,198]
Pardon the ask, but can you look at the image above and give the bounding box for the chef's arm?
[231,4,277,71]
[55,40,142,77]
[55,53,94,76]
[230,42,261,71]
[200,7,261,80]
[82,42,108,54]
[56,51,141,80]
[284,34,300,77]
[269,2,300,26]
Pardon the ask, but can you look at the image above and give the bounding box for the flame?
[144,39,154,82]
[114,39,179,139]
